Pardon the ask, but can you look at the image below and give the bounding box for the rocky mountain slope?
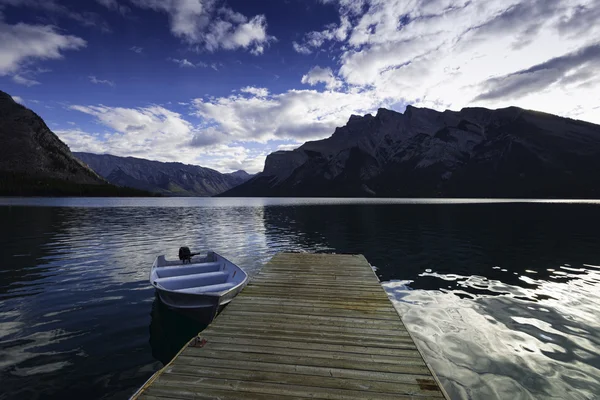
[74,152,253,196]
[223,106,600,198]
[0,90,147,196]
[0,90,102,184]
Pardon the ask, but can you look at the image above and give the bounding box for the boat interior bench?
[154,270,230,290]
[177,282,237,294]
[154,262,221,278]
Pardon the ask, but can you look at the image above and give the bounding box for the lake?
[1,197,599,400]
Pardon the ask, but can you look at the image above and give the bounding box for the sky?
[1,0,599,173]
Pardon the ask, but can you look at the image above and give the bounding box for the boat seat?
[177,282,237,294]
[155,262,221,278]
[154,271,229,290]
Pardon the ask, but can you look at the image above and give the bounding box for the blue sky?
[2,0,599,173]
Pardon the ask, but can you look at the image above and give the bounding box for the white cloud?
[301,66,342,90]
[189,144,267,173]
[11,95,24,104]
[168,58,195,68]
[168,58,209,68]
[64,104,212,161]
[293,11,351,54]
[192,87,384,144]
[0,20,86,77]
[62,103,264,172]
[169,0,600,173]
[54,129,114,155]
[129,46,143,53]
[276,142,302,152]
[62,82,386,173]
[292,41,312,55]
[129,0,275,54]
[12,74,40,86]
[293,0,600,124]
[89,75,115,86]
[240,86,268,97]
[68,105,196,150]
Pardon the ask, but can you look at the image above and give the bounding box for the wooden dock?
[133,252,449,400]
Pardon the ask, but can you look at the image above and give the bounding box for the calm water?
[1,198,600,400]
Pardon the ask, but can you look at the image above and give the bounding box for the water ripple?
[1,198,600,399]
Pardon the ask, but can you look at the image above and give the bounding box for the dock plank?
[133,252,449,400]
[164,365,441,397]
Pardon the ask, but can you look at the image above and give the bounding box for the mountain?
[223,106,600,198]
[0,90,148,196]
[74,152,253,196]
[226,170,253,182]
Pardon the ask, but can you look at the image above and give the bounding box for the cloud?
[150,0,600,173]
[0,20,86,77]
[0,0,112,32]
[65,103,223,162]
[474,43,600,102]
[292,0,600,124]
[292,9,351,54]
[96,0,130,15]
[64,85,383,172]
[276,142,301,152]
[292,41,312,55]
[168,58,209,68]
[89,75,115,86]
[54,129,114,155]
[12,74,40,86]
[192,144,267,173]
[129,46,143,53]
[11,95,24,104]
[68,105,195,146]
[192,87,384,144]
[129,0,275,54]
[301,66,342,90]
[240,86,268,97]
[168,58,195,68]
[56,104,264,172]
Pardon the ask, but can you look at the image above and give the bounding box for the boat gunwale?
[150,251,249,298]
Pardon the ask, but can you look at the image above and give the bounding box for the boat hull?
[150,251,248,322]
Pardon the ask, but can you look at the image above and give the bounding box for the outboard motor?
[178,246,198,264]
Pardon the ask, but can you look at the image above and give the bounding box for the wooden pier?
[133,252,449,400]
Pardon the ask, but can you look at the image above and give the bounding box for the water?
[1,198,599,400]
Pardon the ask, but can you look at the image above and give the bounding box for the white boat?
[149,251,248,317]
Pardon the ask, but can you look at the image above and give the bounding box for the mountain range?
[223,106,600,198]
[74,152,253,196]
[3,86,600,199]
[0,89,250,197]
[0,90,150,196]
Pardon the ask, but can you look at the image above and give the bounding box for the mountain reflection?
[1,199,599,400]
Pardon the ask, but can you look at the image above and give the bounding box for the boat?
[149,250,248,319]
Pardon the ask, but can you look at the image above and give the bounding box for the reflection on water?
[386,267,600,400]
[148,296,208,365]
[1,198,600,399]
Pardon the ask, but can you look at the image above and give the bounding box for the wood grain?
[133,252,449,400]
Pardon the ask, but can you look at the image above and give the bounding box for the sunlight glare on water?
[0,197,599,400]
